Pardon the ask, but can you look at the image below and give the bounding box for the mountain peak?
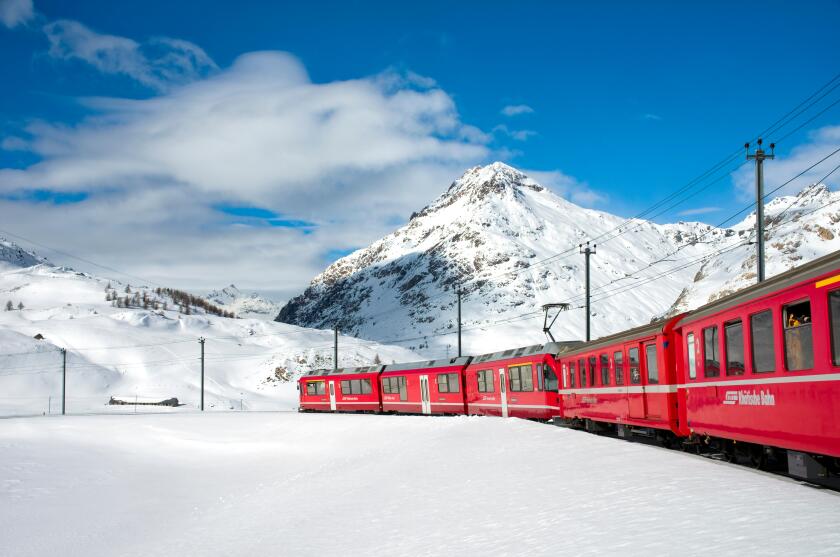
[414,162,544,220]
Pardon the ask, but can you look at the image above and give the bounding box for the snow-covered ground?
[1,412,837,557]
[0,259,419,417]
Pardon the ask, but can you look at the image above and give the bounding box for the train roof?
[470,341,582,365]
[383,356,472,373]
[678,249,840,325]
[302,365,385,377]
[557,320,669,357]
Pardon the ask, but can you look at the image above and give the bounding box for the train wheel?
[747,446,765,470]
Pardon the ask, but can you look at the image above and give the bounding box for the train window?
[509,365,534,392]
[340,379,369,395]
[725,320,745,376]
[562,363,568,389]
[578,359,587,387]
[646,344,659,384]
[830,291,840,365]
[629,348,640,384]
[437,373,460,393]
[686,333,697,379]
[599,354,609,386]
[316,382,325,395]
[614,351,624,385]
[398,376,407,401]
[477,369,494,393]
[544,366,559,391]
[306,382,317,395]
[588,356,597,387]
[569,362,576,388]
[783,300,813,371]
[536,363,544,391]
[703,326,720,377]
[750,311,775,373]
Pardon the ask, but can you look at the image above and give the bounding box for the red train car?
[380,357,472,415]
[298,366,384,412]
[556,317,685,440]
[464,342,568,420]
[674,251,840,471]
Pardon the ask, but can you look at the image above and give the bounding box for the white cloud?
[641,113,662,121]
[0,50,491,294]
[732,124,840,201]
[493,124,537,142]
[677,206,721,217]
[0,0,33,28]
[501,104,534,117]
[525,169,607,207]
[42,19,217,91]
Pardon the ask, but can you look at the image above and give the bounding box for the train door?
[627,345,646,419]
[643,342,659,419]
[419,375,431,415]
[328,381,336,411]
[499,368,509,418]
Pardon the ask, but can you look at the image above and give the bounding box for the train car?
[298,365,384,412]
[464,342,568,420]
[556,317,685,441]
[298,368,332,412]
[674,251,840,477]
[380,357,472,415]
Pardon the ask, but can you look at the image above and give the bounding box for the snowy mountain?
[206,284,281,320]
[277,162,839,357]
[0,241,419,416]
[0,236,46,269]
[665,183,840,315]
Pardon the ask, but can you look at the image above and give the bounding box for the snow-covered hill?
[206,284,280,320]
[0,244,419,416]
[277,162,839,357]
[666,183,840,315]
[0,236,46,269]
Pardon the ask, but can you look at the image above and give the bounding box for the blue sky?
[0,0,838,298]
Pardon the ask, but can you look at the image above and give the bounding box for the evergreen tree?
[17,302,24,310]
[5,300,12,311]
[125,285,132,294]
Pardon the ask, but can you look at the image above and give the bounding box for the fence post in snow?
[199,337,205,411]
[61,348,66,415]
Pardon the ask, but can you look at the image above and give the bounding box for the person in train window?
[788,314,801,327]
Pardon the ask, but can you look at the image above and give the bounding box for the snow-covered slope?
[0,245,419,416]
[666,183,840,314]
[0,236,45,269]
[276,163,734,355]
[206,284,280,320]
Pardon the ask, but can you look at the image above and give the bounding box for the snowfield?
[0,259,419,417]
[1,413,838,557]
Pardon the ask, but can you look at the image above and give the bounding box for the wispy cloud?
[493,124,536,142]
[42,19,217,91]
[641,113,662,121]
[731,124,840,200]
[0,0,33,29]
[677,206,721,217]
[501,104,534,117]
[525,169,607,207]
[0,50,491,293]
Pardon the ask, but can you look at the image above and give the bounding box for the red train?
[299,250,840,486]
